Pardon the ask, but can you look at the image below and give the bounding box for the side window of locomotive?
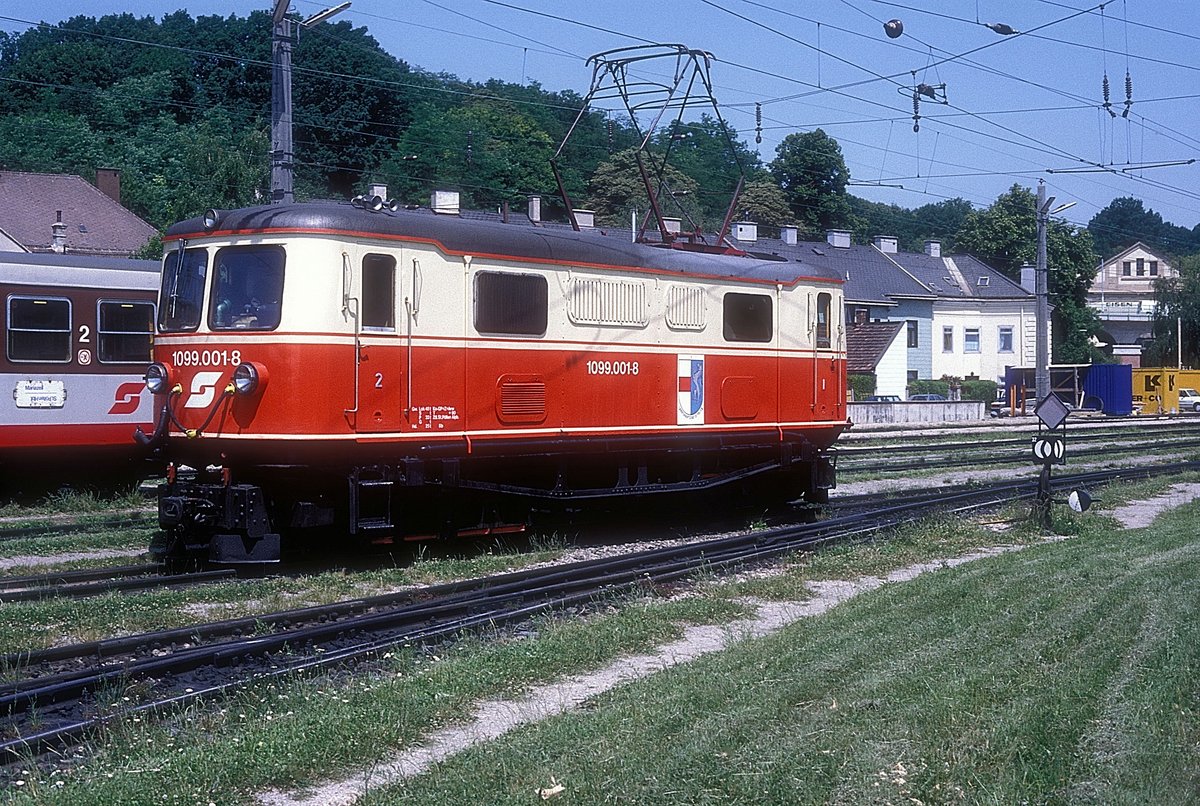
[159,247,208,332]
[98,300,155,363]
[6,295,71,362]
[210,245,285,331]
[816,292,831,349]
[474,272,547,336]
[722,292,773,343]
[362,253,396,330]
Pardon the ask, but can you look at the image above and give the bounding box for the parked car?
[908,393,947,401]
[861,394,901,402]
[1178,388,1200,412]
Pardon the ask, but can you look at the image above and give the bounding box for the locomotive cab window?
[98,300,155,363]
[362,253,396,330]
[474,271,547,336]
[210,245,285,331]
[722,292,773,343]
[816,292,832,349]
[7,295,71,362]
[159,247,209,332]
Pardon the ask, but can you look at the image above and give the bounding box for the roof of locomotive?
[166,202,842,288]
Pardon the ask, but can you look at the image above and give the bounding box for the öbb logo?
[184,371,225,409]
[108,382,144,415]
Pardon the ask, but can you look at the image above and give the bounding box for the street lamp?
[271,0,351,204]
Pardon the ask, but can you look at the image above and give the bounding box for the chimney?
[826,229,851,249]
[1020,262,1036,293]
[430,189,460,215]
[924,239,942,258]
[734,221,757,242]
[528,195,542,222]
[574,209,595,228]
[370,183,388,199]
[95,168,121,204]
[662,217,682,235]
[51,210,67,253]
[872,235,898,253]
[781,225,798,246]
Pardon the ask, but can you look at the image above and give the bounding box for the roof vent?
[781,225,798,245]
[734,221,757,242]
[51,210,67,253]
[977,276,990,287]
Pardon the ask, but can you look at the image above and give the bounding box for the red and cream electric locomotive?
[142,196,847,563]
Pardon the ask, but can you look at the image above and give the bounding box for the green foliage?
[1088,196,1199,259]
[848,374,876,400]
[907,378,949,397]
[850,196,973,252]
[736,177,793,227]
[652,116,762,226]
[769,129,852,236]
[961,378,998,402]
[1146,253,1200,367]
[955,184,1101,363]
[584,148,702,229]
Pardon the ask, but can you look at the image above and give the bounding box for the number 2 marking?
[78,324,91,343]
[375,373,384,388]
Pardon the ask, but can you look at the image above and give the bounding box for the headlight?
[202,208,222,230]
[145,362,170,395]
[232,362,267,396]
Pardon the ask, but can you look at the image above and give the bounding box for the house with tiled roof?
[845,321,906,398]
[0,170,156,257]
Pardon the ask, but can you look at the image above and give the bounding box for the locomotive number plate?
[14,379,66,408]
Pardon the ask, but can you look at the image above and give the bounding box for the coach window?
[7,296,71,362]
[210,245,285,331]
[723,292,773,343]
[98,300,155,363]
[474,271,547,336]
[361,253,396,330]
[815,292,831,349]
[159,247,208,332]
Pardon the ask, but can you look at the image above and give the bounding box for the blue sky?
[4,1,1199,237]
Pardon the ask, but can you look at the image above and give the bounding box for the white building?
[1087,242,1175,367]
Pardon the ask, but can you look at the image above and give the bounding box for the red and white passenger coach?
[145,199,848,563]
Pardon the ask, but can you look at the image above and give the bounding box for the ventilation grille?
[498,375,546,424]
[568,278,648,327]
[666,285,706,331]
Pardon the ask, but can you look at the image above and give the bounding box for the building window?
[1136,257,1145,276]
[7,295,71,362]
[1150,260,1158,276]
[362,253,396,330]
[98,300,155,363]
[1121,260,1131,277]
[906,319,918,348]
[475,272,548,336]
[723,292,773,343]
[853,307,868,325]
[998,325,1014,353]
[942,326,953,353]
[964,327,981,353]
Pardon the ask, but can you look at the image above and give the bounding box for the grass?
[2,474,1198,804]
[0,485,150,520]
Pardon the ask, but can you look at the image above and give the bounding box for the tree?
[584,148,701,230]
[769,129,852,236]
[651,115,761,226]
[955,184,1101,363]
[735,177,792,228]
[1087,196,1198,259]
[1146,253,1200,367]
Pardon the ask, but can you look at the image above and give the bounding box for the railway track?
[0,565,235,603]
[3,459,1194,763]
[0,512,154,542]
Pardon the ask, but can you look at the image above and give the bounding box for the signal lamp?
[203,209,223,230]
